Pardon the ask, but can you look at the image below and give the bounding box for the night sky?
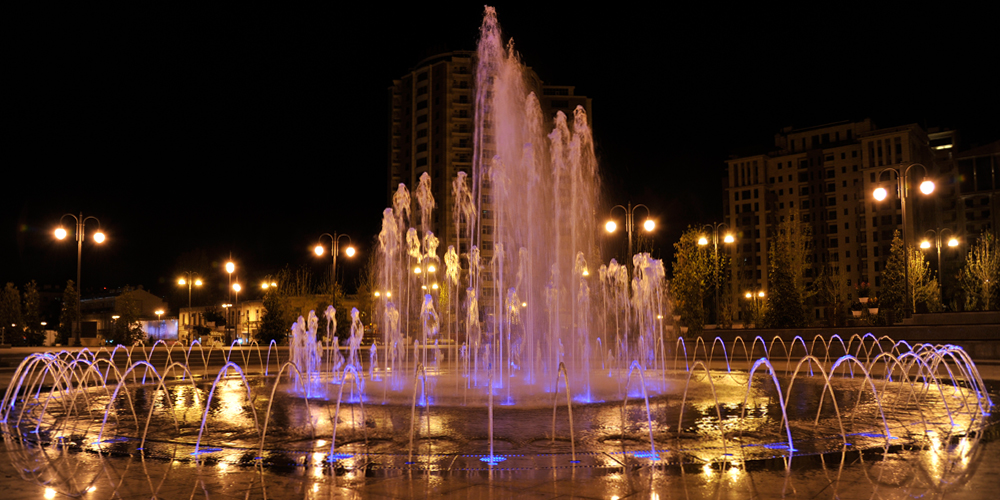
[4,4,996,313]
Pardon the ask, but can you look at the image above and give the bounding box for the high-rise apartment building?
[723,119,998,322]
[388,51,591,278]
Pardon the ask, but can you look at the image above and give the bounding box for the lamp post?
[55,212,106,347]
[315,233,355,287]
[177,273,203,308]
[744,290,766,327]
[920,228,959,301]
[605,202,655,277]
[232,283,242,343]
[873,163,935,318]
[225,260,235,343]
[698,222,735,326]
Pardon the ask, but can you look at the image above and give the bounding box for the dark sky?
[4,4,997,312]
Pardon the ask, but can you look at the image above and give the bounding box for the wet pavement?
[1,438,998,499]
[2,345,997,499]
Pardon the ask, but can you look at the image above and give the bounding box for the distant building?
[79,286,168,346]
[724,119,998,322]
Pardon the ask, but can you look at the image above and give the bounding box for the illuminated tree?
[58,280,79,345]
[22,281,43,345]
[959,232,1000,311]
[763,212,809,328]
[0,283,23,344]
[671,227,711,333]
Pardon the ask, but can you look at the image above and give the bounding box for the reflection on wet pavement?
[2,431,998,499]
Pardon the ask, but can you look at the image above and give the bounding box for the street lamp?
[315,232,355,287]
[698,222,735,326]
[55,212,106,347]
[920,228,959,301]
[872,163,935,318]
[605,202,655,275]
[224,260,235,343]
[744,290,766,327]
[177,273,203,308]
[232,283,242,342]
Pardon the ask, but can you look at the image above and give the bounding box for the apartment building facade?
[724,119,996,322]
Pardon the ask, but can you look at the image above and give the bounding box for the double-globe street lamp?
[744,290,766,327]
[605,202,655,278]
[698,222,735,326]
[315,233,356,288]
[920,228,959,299]
[873,163,935,318]
[55,213,106,347]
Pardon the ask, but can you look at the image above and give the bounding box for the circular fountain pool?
[2,336,992,473]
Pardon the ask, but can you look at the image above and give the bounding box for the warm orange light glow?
[724,234,735,244]
[233,283,241,292]
[414,267,422,274]
[758,291,765,298]
[873,187,888,201]
[605,220,617,233]
[745,292,752,299]
[314,245,324,256]
[427,265,436,273]
[948,238,959,247]
[385,291,391,298]
[93,231,106,243]
[643,219,655,232]
[195,279,203,286]
[698,237,708,246]
[54,227,67,240]
[225,262,235,274]
[345,246,356,257]
[374,291,381,297]
[920,240,931,249]
[919,180,935,195]
[178,278,187,285]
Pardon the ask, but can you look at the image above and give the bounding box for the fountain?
[1,6,996,498]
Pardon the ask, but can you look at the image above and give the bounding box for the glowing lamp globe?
[93,231,106,243]
[605,220,617,233]
[54,227,68,240]
[919,180,935,195]
[873,187,888,201]
[643,219,655,232]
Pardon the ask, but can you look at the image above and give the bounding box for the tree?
[58,280,79,345]
[0,283,24,345]
[959,232,1000,311]
[671,227,712,333]
[763,212,808,328]
[816,267,850,326]
[881,231,909,321]
[22,281,43,345]
[107,287,146,345]
[907,244,942,313]
[258,282,290,345]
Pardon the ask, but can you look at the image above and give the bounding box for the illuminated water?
[2,6,997,498]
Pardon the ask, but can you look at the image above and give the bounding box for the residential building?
[724,119,997,323]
